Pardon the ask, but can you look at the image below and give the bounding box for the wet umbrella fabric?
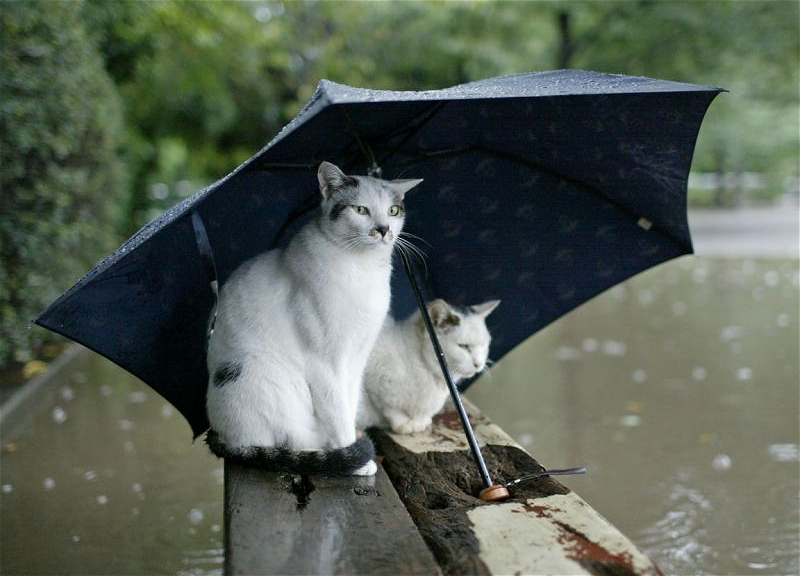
[36,70,722,438]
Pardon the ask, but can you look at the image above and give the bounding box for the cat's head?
[426,299,500,381]
[317,161,422,252]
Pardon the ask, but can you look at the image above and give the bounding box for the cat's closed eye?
[353,205,369,215]
[388,205,403,217]
[458,344,471,351]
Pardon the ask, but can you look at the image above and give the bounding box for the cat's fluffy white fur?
[359,299,499,434]
[206,162,422,475]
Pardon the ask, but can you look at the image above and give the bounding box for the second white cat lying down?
[358,299,499,434]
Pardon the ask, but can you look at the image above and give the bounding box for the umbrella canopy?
[36,70,722,438]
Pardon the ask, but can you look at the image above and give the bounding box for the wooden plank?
[370,400,664,576]
[224,460,442,576]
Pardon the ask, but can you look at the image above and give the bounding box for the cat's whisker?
[394,238,429,278]
[399,231,432,247]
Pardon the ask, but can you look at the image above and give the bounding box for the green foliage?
[0,0,126,367]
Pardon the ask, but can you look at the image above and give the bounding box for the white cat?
[205,161,422,475]
[358,299,499,434]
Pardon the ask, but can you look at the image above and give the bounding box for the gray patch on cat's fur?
[213,362,242,387]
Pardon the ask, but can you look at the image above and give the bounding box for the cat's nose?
[375,225,389,238]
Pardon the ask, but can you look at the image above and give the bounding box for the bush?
[0,1,126,368]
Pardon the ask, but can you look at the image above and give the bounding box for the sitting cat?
[358,298,499,434]
[205,161,422,475]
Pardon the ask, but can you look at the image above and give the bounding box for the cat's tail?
[204,430,375,476]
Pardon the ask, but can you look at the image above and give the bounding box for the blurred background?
[1,1,797,575]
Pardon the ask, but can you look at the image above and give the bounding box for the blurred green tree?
[0,0,126,368]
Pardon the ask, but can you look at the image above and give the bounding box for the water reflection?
[0,353,223,575]
[468,257,799,576]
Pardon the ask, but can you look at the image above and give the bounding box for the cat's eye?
[388,204,403,217]
[353,205,369,215]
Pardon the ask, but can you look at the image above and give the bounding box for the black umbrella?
[36,70,721,495]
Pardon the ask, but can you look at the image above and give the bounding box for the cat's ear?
[387,178,423,198]
[471,299,501,318]
[318,161,355,199]
[428,299,461,330]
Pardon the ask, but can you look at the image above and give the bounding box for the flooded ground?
[468,256,799,575]
[0,353,224,575]
[1,206,798,575]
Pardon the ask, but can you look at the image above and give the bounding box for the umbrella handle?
[399,251,508,501]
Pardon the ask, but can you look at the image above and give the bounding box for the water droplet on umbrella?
[712,454,732,471]
[43,477,56,490]
[52,406,67,424]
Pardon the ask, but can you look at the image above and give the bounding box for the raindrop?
[60,386,75,401]
[671,301,687,316]
[637,290,655,306]
[99,385,112,397]
[631,369,647,383]
[1,484,12,494]
[96,495,109,505]
[161,405,174,419]
[711,454,732,471]
[128,391,148,404]
[602,340,627,356]
[767,443,799,463]
[123,441,135,453]
[691,366,707,381]
[736,367,753,381]
[188,508,204,525]
[556,346,581,361]
[720,325,745,341]
[763,270,780,287]
[71,535,80,543]
[132,508,141,516]
[84,470,97,481]
[43,477,56,490]
[620,414,641,427]
[516,433,534,447]
[211,524,221,533]
[52,406,67,424]
[132,483,143,493]
[776,313,790,327]
[582,338,599,352]
[118,419,134,431]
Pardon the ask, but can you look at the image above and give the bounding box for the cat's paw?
[352,460,378,476]
[392,419,430,435]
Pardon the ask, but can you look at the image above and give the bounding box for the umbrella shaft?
[399,252,494,489]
